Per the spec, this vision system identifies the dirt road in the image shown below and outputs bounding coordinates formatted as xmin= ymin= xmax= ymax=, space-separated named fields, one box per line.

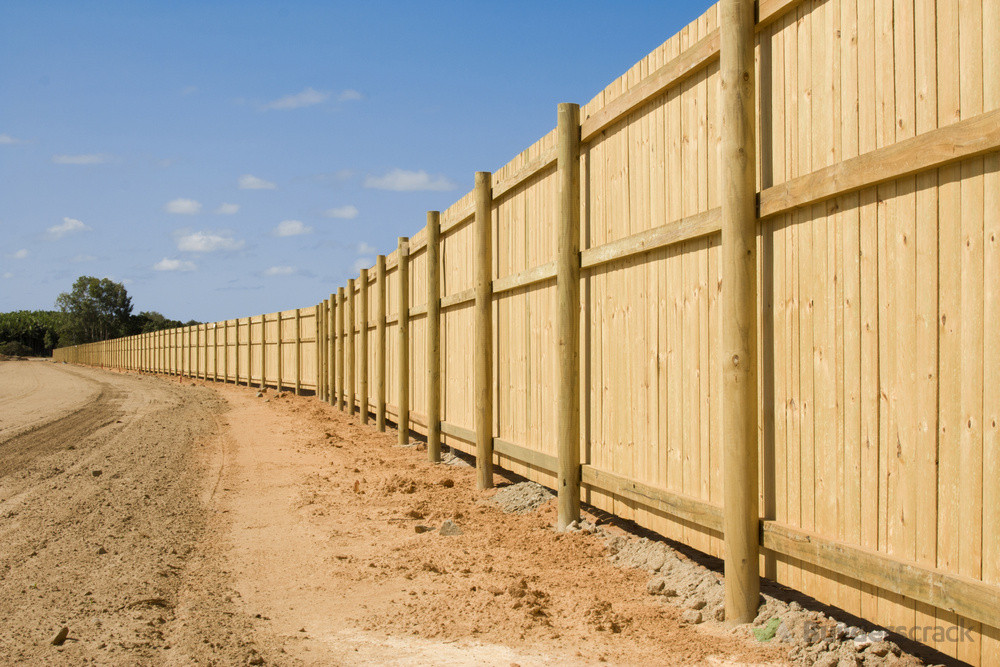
xmin=0 ymin=360 xmax=789 ymax=665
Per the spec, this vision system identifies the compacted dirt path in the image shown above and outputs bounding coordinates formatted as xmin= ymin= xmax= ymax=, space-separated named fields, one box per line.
xmin=0 ymin=360 xmax=789 ymax=665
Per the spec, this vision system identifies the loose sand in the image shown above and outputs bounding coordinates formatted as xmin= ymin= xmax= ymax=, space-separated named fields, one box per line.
xmin=0 ymin=360 xmax=923 ymax=665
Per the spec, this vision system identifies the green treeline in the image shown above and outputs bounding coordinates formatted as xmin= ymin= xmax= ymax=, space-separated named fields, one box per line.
xmin=1 ymin=276 xmax=199 ymax=357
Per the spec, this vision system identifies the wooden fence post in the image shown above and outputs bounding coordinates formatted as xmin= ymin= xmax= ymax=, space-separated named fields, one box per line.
xmin=359 ymin=268 xmax=369 ymax=424
xmin=337 ymin=287 xmax=345 ymax=410
xmin=474 ymin=171 xmax=494 ymax=489
xmin=376 ymin=255 xmax=387 ymax=431
xmin=397 ymin=237 xmax=410 ymax=445
xmin=315 ymin=304 xmax=322 ymax=396
xmin=721 ymin=0 xmax=759 ymax=625
xmin=236 ymin=318 xmax=242 ymax=384
xmin=214 ymin=322 xmax=220 ymax=381
xmin=200 ymin=324 xmax=206 ymax=379
xmin=294 ymin=308 xmax=302 ymax=395
xmin=322 ymin=302 xmax=329 ymax=400
xmin=244 ymin=318 xmax=251 ymax=385
xmin=259 ymin=315 xmax=267 ymax=388
xmin=556 ymin=102 xmax=582 ymax=529
xmin=224 ymin=320 xmax=230 ymax=382
xmin=347 ymin=279 xmax=356 ymax=415
xmin=276 ymin=313 xmax=284 ymax=392
xmin=427 ymin=211 xmax=442 ymax=462
xmin=326 ymin=293 xmax=337 ymax=405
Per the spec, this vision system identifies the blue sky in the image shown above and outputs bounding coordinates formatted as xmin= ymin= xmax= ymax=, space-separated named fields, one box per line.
xmin=1 ymin=1 xmax=707 ymax=322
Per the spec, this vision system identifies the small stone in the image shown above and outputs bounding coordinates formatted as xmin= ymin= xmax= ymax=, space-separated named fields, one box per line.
xmin=713 ymin=606 xmax=725 ymax=622
xmin=439 ymin=520 xmax=463 ymax=536
xmin=688 ymin=598 xmax=706 ymax=610
xmin=646 ymin=550 xmax=666 ymax=571
xmin=438 ymin=478 xmax=454 ymax=488
xmin=256 ymin=392 xmax=263 ymax=398
xmin=92 ymin=470 xmax=102 ymax=477
xmin=414 ymin=525 xmax=433 ymax=534
xmin=867 ymin=642 xmax=890 ymax=658
xmin=789 ymin=601 xmax=802 ymax=612
xmin=681 ymin=609 xmax=703 ymax=624
xmin=867 ymin=629 xmax=888 ymax=643
xmin=846 ymin=625 xmax=862 ymax=639
xmin=51 ymin=627 xmax=69 ymax=646
xmin=97 ymin=546 xmax=107 ymax=555
xmin=813 ymin=655 xmax=838 ymax=667
xmin=836 ymin=656 xmax=862 ymax=667
xmin=835 ymin=622 xmax=849 ymax=639
xmin=646 ymin=578 xmax=666 ymax=595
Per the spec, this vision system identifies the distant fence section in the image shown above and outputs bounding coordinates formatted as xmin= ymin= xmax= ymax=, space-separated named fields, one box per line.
xmin=55 ymin=0 xmax=1000 ymax=663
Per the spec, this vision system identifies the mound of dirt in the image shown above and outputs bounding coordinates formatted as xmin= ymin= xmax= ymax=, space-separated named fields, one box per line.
xmin=483 ymin=481 xmax=554 ymax=514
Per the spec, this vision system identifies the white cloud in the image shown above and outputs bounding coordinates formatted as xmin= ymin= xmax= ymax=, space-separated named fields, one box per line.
xmin=264 ymin=265 xmax=295 ymax=276
xmin=338 ymin=89 xmax=363 ymax=101
xmin=177 ymin=231 xmax=244 ymax=253
xmin=364 ymin=168 xmax=456 ymax=192
xmin=215 ymin=202 xmax=240 ymax=215
xmin=352 ymin=257 xmax=373 ymax=273
xmin=0 ymin=133 xmax=25 ymax=145
xmin=154 ymin=258 xmax=196 ymax=272
xmin=324 ymin=204 xmax=359 ymax=219
xmin=2 ymin=272 xmax=12 ymax=279
xmin=262 ymin=87 xmax=329 ymax=110
xmin=13 ymin=248 xmax=28 ymax=259
xmin=357 ymin=242 xmax=377 ymax=255
xmin=47 ymin=217 xmax=91 ymax=239
xmin=238 ymin=174 xmax=276 ymax=190
xmin=165 ymin=198 xmax=202 ymax=215
xmin=273 ymin=219 xmax=312 ymax=237
xmin=181 ymin=85 xmax=198 ymax=96
xmin=52 ymin=153 xmax=111 ymax=165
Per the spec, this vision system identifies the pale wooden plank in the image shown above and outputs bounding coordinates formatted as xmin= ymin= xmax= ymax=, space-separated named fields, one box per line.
xmin=810 ymin=0 xmax=839 ymax=611
xmin=761 ymin=520 xmax=1000 ymax=629
xmin=959 ymin=1 xmax=986 ymax=661
xmin=872 ymin=0 xmax=897 ymax=627
xmin=582 ymin=30 xmax=721 ymax=145
xmin=581 ymin=464 xmax=724 ymax=533
xmin=784 ymin=3 xmax=803 ymax=594
xmin=759 ymin=108 xmax=1000 ymax=219
xmin=982 ymin=0 xmax=1000 ymax=658
xmin=910 ymin=0 xmax=942 ymax=642
xmin=890 ymin=0 xmax=918 ymax=635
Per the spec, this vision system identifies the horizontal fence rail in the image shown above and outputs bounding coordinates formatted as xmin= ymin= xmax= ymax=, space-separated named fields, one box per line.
xmin=55 ymin=0 xmax=1000 ymax=662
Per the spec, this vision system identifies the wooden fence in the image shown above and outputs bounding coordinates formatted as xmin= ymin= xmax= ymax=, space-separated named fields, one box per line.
xmin=54 ymin=0 xmax=1000 ymax=662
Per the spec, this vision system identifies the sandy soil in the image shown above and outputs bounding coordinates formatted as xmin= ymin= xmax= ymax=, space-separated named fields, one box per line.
xmin=0 ymin=359 xmax=793 ymax=665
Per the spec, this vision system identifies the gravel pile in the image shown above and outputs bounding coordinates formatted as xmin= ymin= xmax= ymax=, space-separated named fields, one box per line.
xmin=483 ymin=481 xmax=554 ymax=514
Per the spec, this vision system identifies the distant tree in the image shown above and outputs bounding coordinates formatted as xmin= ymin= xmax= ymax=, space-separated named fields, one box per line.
xmin=55 ymin=276 xmax=133 ymax=345
xmin=0 ymin=310 xmax=65 ymax=355
xmin=130 ymin=310 xmax=190 ymax=333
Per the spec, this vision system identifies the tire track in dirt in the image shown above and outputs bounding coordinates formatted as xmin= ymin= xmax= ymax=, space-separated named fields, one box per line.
xmin=0 ymin=380 xmax=121 ymax=479
xmin=0 ymin=365 xmax=277 ymax=666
